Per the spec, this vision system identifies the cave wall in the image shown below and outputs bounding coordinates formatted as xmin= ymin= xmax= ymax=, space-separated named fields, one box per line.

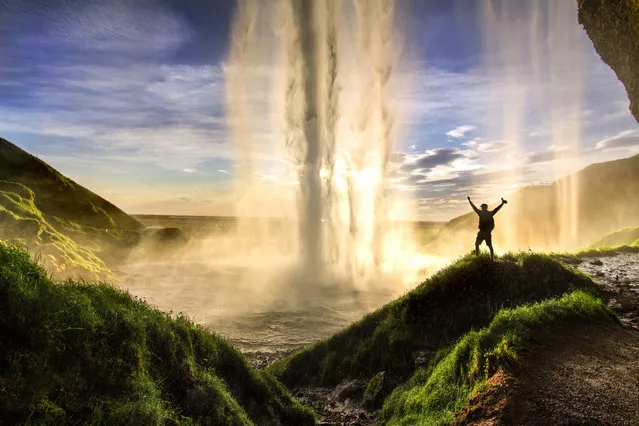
xmin=578 ymin=0 xmax=639 ymax=123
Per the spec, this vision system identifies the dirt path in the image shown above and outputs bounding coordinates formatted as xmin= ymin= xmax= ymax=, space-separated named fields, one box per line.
xmin=507 ymin=324 xmax=639 ymax=425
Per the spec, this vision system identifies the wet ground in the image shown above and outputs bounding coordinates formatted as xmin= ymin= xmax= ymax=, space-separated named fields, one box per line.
xmin=574 ymin=252 xmax=639 ymax=329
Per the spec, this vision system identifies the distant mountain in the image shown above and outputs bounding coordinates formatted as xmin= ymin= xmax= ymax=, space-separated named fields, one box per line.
xmin=0 ymin=137 xmax=142 ymax=277
xmin=427 ymin=154 xmax=639 ymax=254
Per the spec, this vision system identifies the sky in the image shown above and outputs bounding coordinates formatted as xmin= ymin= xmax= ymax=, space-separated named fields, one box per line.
xmin=1 ymin=0 xmax=638 ymax=221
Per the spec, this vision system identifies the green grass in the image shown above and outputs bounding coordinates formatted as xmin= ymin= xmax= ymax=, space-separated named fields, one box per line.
xmin=0 ymin=182 xmax=113 ymax=279
xmin=0 ymin=137 xmax=141 ymax=232
xmin=268 ymin=253 xmax=601 ymax=391
xmin=0 ymin=137 xmax=145 ymax=277
xmin=0 ymin=243 xmax=314 ymax=425
xmin=585 ymin=226 xmax=639 ymax=250
xmin=576 ymin=243 xmax=639 ymax=258
xmin=381 ymin=291 xmax=616 ymax=425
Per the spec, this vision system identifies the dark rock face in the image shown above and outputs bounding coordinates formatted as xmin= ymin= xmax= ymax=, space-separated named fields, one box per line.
xmin=141 ymin=227 xmax=188 ymax=246
xmin=578 ymin=0 xmax=639 ymax=123
xmin=143 ymin=227 xmax=187 ymax=242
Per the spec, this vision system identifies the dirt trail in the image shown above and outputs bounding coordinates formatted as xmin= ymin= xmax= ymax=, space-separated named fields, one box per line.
xmin=457 ymin=324 xmax=639 ymax=425
xmin=509 ymin=324 xmax=639 ymax=424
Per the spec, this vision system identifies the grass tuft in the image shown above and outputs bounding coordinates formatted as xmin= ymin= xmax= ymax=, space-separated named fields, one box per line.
xmin=0 ymin=243 xmax=314 ymax=425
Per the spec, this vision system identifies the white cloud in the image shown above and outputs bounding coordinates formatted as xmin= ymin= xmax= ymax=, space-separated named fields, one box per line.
xmin=477 ymin=140 xmax=515 ymax=153
xmin=446 ymin=125 xmax=477 ymax=139
xmin=594 ymin=130 xmax=639 ymax=151
xmin=31 ymin=0 xmax=190 ymax=54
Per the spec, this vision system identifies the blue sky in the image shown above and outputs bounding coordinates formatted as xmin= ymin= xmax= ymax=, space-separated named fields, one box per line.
xmin=1 ymin=0 xmax=638 ymax=220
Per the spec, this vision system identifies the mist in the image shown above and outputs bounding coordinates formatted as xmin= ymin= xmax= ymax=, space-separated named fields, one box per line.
xmin=115 ymin=0 xmax=635 ymax=351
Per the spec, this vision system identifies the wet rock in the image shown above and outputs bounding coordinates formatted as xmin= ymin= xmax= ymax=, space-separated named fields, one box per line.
xmin=589 ymin=259 xmax=603 ymax=266
xmin=143 ymin=227 xmax=187 ymax=243
xmin=332 ymin=379 xmax=367 ymax=401
xmin=295 ymin=386 xmax=378 ymax=425
xmin=363 ymin=371 xmax=387 ymax=410
xmin=576 ymin=253 xmax=639 ymax=329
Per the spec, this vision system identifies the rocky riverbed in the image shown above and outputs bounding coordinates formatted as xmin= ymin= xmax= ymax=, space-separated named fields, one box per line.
xmin=575 ymin=252 xmax=639 ymax=329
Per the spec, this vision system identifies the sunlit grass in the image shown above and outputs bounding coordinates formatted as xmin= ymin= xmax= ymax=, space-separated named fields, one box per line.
xmin=0 ymin=243 xmax=314 ymax=425
xmin=574 ymin=226 xmax=639 ymax=257
xmin=0 ymin=181 xmax=113 ymax=278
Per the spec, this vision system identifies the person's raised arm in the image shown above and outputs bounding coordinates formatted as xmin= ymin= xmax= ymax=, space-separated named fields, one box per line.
xmin=468 ymin=196 xmax=480 ymax=214
xmin=492 ymin=197 xmax=507 ymax=215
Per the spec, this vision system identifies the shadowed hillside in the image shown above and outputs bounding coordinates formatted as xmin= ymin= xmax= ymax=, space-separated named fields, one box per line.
xmin=0 ymin=137 xmax=143 ymax=277
xmin=428 ymin=154 xmax=639 ymax=254
xmin=0 ymin=243 xmax=314 ymax=425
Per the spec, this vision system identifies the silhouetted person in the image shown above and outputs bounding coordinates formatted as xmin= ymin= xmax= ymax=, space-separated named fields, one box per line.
xmin=467 ymin=196 xmax=507 ymax=261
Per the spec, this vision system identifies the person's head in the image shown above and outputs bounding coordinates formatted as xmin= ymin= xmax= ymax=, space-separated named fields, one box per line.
xmin=481 ymin=203 xmax=488 ymax=211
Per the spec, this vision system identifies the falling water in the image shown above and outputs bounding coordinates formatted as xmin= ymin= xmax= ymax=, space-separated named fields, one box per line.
xmin=226 ymin=0 xmax=427 ymax=287
xmin=479 ymin=0 xmax=587 ymax=251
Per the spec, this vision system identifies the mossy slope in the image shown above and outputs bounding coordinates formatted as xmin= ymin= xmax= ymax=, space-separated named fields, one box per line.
xmin=0 ymin=137 xmax=143 ymax=278
xmin=269 ymin=253 xmax=600 ymax=390
xmin=0 ymin=243 xmax=314 ymax=425
xmin=381 ymin=291 xmax=616 ymax=425
xmin=586 ymin=225 xmax=639 ymax=249
xmin=0 ymin=137 xmax=141 ymax=231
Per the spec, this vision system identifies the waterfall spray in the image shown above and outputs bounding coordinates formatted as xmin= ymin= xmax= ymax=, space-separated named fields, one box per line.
xmin=479 ymin=0 xmax=586 ymax=251
xmin=226 ymin=0 xmax=425 ymax=287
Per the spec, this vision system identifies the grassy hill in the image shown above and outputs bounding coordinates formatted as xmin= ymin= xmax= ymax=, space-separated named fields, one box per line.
xmin=268 ymin=252 xmax=608 ymax=419
xmin=0 ymin=242 xmax=314 ymax=425
xmin=0 ymin=137 xmax=143 ymax=278
xmin=586 ymin=225 xmax=639 ymax=249
xmin=427 ymin=154 xmax=639 ymax=254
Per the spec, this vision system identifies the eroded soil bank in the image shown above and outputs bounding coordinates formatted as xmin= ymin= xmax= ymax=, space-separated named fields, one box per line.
xmin=457 ymin=324 xmax=639 ymax=425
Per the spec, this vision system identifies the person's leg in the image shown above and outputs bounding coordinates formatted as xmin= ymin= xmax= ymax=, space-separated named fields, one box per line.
xmin=475 ymin=232 xmax=482 ymax=255
xmin=486 ymin=234 xmax=494 ymax=260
